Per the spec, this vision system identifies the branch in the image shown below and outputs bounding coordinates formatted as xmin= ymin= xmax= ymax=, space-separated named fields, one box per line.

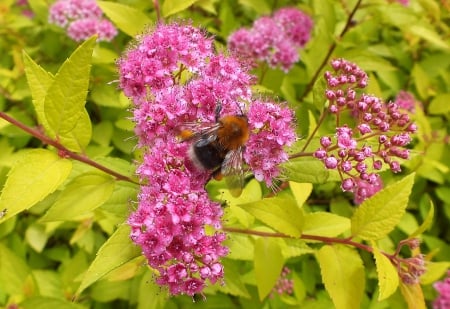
xmin=0 ymin=112 xmax=138 ymax=184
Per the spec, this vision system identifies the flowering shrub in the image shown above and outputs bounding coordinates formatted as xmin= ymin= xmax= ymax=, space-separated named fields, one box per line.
xmin=0 ymin=1 xmax=449 ymax=309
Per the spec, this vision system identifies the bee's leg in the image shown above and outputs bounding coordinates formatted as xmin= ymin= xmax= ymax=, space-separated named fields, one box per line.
xmin=215 ymin=101 xmax=222 ymax=122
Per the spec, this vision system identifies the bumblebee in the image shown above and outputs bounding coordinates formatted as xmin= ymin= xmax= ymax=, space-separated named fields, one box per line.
xmin=179 ymin=102 xmax=249 ymax=197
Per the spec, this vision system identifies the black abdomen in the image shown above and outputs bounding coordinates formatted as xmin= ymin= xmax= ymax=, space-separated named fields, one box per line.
xmin=193 ymin=141 xmax=225 ymax=170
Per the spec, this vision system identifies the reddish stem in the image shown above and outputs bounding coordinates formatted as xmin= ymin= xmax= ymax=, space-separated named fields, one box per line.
xmin=0 ymin=112 xmax=138 ymax=184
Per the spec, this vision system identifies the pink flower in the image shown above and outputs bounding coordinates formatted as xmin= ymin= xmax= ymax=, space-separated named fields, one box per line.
xmin=434 ymin=271 xmax=450 ymax=309
xmin=394 ymin=90 xmax=420 ymax=112
xmin=228 ymin=7 xmax=313 ymax=72
xmin=49 ymin=0 xmax=117 ymax=42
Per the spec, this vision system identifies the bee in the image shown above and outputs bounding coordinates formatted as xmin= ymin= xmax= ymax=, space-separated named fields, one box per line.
xmin=178 ymin=102 xmax=249 ymax=197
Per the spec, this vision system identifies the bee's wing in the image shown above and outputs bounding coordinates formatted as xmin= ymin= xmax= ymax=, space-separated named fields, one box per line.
xmin=178 ymin=122 xmax=220 ymax=141
xmin=221 ymin=147 xmax=245 ymax=197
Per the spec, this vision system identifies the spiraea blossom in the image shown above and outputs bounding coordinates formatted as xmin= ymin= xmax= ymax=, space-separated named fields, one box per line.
xmin=434 ymin=271 xmax=450 ymax=309
xmin=314 ymin=58 xmax=417 ymax=204
xmin=228 ymin=7 xmax=313 ymax=72
xmin=49 ymin=0 xmax=117 ymax=42
xmin=269 ymin=267 xmax=294 ymax=298
xmin=394 ymin=90 xmax=419 ymax=112
xmin=117 ymin=22 xmax=296 ymax=296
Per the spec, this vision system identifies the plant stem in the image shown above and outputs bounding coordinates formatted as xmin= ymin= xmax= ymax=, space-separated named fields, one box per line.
xmin=0 ymin=111 xmax=138 ymax=184
xmin=298 ymin=0 xmax=363 ymax=102
xmin=224 ymin=226 xmax=374 ymax=253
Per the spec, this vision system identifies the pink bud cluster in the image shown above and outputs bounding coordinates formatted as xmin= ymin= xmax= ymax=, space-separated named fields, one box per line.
xmin=117 ymin=23 xmax=296 ymax=295
xmin=48 ymin=0 xmax=117 ymax=42
xmin=228 ymin=7 xmax=313 ymax=72
xmin=16 ymin=0 xmax=33 ymax=18
xmin=434 ymin=271 xmax=450 ymax=309
xmin=269 ymin=267 xmax=294 ymax=298
xmin=315 ymin=58 xmax=417 ymax=204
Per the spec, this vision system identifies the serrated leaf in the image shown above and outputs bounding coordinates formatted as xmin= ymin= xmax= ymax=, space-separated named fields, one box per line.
xmin=224 ymin=234 xmax=254 ymax=260
xmin=254 ymin=237 xmax=283 ymax=300
xmin=57 ymin=109 xmax=92 ymax=153
xmin=98 ymin=1 xmax=151 ymax=36
xmin=317 ymin=245 xmax=365 ymax=309
xmin=44 ymin=36 xmax=95 ymax=138
xmin=22 ymin=51 xmax=53 ymax=131
xmin=420 ymin=261 xmax=450 ymax=285
xmin=398 ymin=281 xmax=426 ymax=309
xmin=303 ymin=212 xmax=350 ymax=237
xmin=372 ymin=246 xmax=398 ymax=301
xmin=41 ymin=173 xmax=115 ymax=221
xmin=238 ymin=195 xmax=303 ymax=237
xmin=351 ymin=173 xmax=415 ymax=240
xmin=0 ymin=243 xmax=31 ymax=295
xmin=162 ymin=0 xmax=199 ymax=17
xmin=409 ymin=201 xmax=434 ymax=239
xmin=280 ymin=239 xmax=314 ymax=259
xmin=0 ymin=149 xmax=72 ymax=220
xmin=76 ymin=224 xmax=142 ymax=295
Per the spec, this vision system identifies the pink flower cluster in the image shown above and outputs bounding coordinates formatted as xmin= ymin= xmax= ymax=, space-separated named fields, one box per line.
xmin=228 ymin=7 xmax=313 ymax=72
xmin=269 ymin=267 xmax=294 ymax=298
xmin=434 ymin=271 xmax=450 ymax=309
xmin=394 ymin=90 xmax=418 ymax=112
xmin=314 ymin=59 xmax=417 ymax=204
xmin=48 ymin=0 xmax=117 ymax=42
xmin=117 ymin=23 xmax=296 ymax=296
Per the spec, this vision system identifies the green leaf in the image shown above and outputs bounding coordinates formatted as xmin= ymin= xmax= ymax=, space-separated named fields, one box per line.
xmin=428 ymin=93 xmax=450 ymax=115
xmin=0 ymin=149 xmax=72 ymax=220
xmin=302 ymin=212 xmax=350 ymax=237
xmin=41 ymin=173 xmax=115 ymax=221
xmin=44 ymin=36 xmax=95 ymax=139
xmin=20 ymin=296 xmax=85 ymax=309
xmin=316 ymin=245 xmax=365 ymax=309
xmin=219 ymin=259 xmax=251 ymax=298
xmin=162 ymin=0 xmax=199 ymax=17
xmin=408 ymin=201 xmax=434 ymax=239
xmin=238 ymin=195 xmax=303 ymax=237
xmin=76 ymin=224 xmax=142 ymax=295
xmin=22 ymin=51 xmax=53 ymax=131
xmin=224 ymin=234 xmax=254 ymax=261
xmin=238 ymin=0 xmax=271 ymax=14
xmin=398 ymin=281 xmax=426 ymax=309
xmin=56 ymin=109 xmax=92 ymax=153
xmin=351 ymin=173 xmax=415 ymax=240
xmin=254 ymin=237 xmax=284 ymax=300
xmin=25 ymin=223 xmax=48 ymax=253
xmin=0 ymin=243 xmax=31 ymax=295
xmin=289 ymin=182 xmax=313 ymax=207
xmin=409 ymin=25 xmax=450 ymax=50
xmin=420 ymin=261 xmax=450 ymax=285
xmin=372 ymin=246 xmax=399 ymax=301
xmin=98 ymin=1 xmax=151 ymax=36
xmin=283 ymin=158 xmax=330 ymax=184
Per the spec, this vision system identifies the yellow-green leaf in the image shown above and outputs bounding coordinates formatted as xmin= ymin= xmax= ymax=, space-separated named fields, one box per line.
xmin=409 ymin=201 xmax=434 ymax=239
xmin=44 ymin=37 xmax=95 ymax=138
xmin=98 ymin=1 xmax=151 ymax=36
xmin=162 ymin=0 xmax=199 ymax=17
xmin=0 ymin=149 xmax=72 ymax=220
xmin=254 ymin=237 xmax=283 ymax=300
xmin=351 ymin=173 xmax=415 ymax=240
xmin=239 ymin=194 xmax=303 ymax=237
xmin=303 ymin=212 xmax=350 ymax=237
xmin=289 ymin=182 xmax=313 ymax=207
xmin=317 ymin=245 xmax=365 ymax=309
xmin=76 ymin=224 xmax=141 ymax=295
xmin=399 ymin=281 xmax=426 ymax=309
xmin=372 ymin=246 xmax=399 ymax=300
xmin=41 ymin=173 xmax=115 ymax=221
